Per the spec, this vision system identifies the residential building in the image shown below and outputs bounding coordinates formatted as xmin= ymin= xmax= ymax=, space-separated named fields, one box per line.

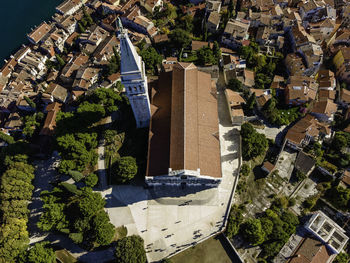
xmin=140 ymin=0 xmax=163 ymax=14
xmin=294 ymin=151 xmax=316 ymax=177
xmin=333 ymin=47 xmax=350 ymax=84
xmin=316 ymin=70 xmax=336 ymax=90
xmin=93 ymin=35 xmax=119 ymax=64
xmin=339 ymin=88 xmax=350 ymax=108
xmin=206 ymin=0 xmax=221 ymax=13
xmin=225 ymin=89 xmax=245 ymax=125
xmin=311 ymin=99 xmax=337 ymax=122
xmin=287 ymin=237 xmax=334 ymax=263
xmin=284 ymin=114 xmax=331 ymax=149
xmin=285 ymin=53 xmax=307 ymax=76
xmin=285 ymin=77 xmax=317 ymax=105
xmin=305 ymin=211 xmax=349 ymax=254
xmin=27 ymin=22 xmax=52 ymax=45
xmin=60 ymin=54 xmax=89 ymax=83
xmin=79 ymin=25 xmax=109 ymax=54
xmin=73 ymin=67 xmax=100 ymax=90
xmin=56 ymin=0 xmax=83 ymax=16
xmin=262 ymin=161 xmax=275 ymax=174
xmin=207 ymin=11 xmax=221 ymax=33
xmin=222 ymin=18 xmax=250 ymax=49
xmin=44 ymin=82 xmax=68 ymax=103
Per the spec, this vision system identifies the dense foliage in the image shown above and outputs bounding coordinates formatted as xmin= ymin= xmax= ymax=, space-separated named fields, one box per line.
xmin=114 ymin=156 xmax=138 ymax=183
xmin=169 ymin=28 xmax=191 ymax=51
xmin=226 ymin=205 xmax=244 ymax=239
xmin=38 ymin=186 xmax=115 ymax=248
xmin=0 ymin=156 xmax=34 ymax=263
xmin=23 ymin=241 xmax=55 ymax=263
xmin=139 ymin=46 xmax=163 ymax=74
xmin=262 ymin=98 xmax=300 ymax=126
xmin=114 ymin=235 xmax=147 ymax=263
xmin=55 ymin=88 xmax=124 ymax=174
xmin=241 ymin=123 xmax=268 ymax=160
xmin=227 ymin=78 xmax=243 ymax=92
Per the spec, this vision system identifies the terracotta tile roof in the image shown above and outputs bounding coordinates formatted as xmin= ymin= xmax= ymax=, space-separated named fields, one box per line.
xmin=285 ymin=114 xmax=330 ymax=145
xmin=318 ymin=90 xmax=335 ymax=101
xmin=311 ymin=99 xmax=337 ymax=117
xmin=256 ymin=94 xmax=271 ymax=108
xmin=341 ymin=170 xmax=350 ymax=187
xmin=244 ymin=69 xmax=255 ymax=87
xmin=341 ymin=89 xmax=350 ymax=104
xmin=153 ymin=34 xmax=169 ymax=43
xmin=147 ymin=63 xmax=221 ymax=179
xmin=191 ymin=40 xmax=213 ymax=51
xmin=288 ymin=237 xmax=332 ymax=263
xmin=40 ymin=102 xmax=61 ymax=136
xmin=225 ymin=89 xmax=245 ymax=106
xmin=147 ymin=72 xmax=172 ymax=176
xmin=27 ymin=22 xmax=52 ymax=44
xmin=262 ymin=161 xmax=274 ymax=172
xmin=250 ymin=88 xmax=267 ymax=97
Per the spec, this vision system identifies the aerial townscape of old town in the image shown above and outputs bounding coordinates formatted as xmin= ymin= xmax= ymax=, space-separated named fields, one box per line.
xmin=1 ymin=0 xmax=350 ymax=262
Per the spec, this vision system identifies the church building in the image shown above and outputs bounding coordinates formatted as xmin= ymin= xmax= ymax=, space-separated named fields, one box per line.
xmin=119 ymin=21 xmax=222 ymax=186
xmin=146 ymin=63 xmax=222 ymax=186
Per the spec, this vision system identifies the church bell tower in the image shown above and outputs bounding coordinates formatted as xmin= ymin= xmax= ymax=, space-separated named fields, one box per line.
xmin=118 ymin=18 xmax=151 ymax=128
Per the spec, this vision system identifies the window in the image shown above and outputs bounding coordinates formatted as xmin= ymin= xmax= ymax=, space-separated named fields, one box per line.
xmin=134 ymin=87 xmax=137 ymax=92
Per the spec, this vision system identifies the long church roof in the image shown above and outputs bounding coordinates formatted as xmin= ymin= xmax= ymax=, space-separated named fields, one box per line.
xmin=147 ymin=63 xmax=221 ymax=178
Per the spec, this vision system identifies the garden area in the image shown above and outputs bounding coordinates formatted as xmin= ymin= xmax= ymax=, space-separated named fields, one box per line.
xmin=170 ymin=235 xmax=235 ymax=263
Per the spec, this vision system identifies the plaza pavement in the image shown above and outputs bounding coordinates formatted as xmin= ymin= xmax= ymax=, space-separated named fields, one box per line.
xmin=100 ymin=87 xmax=241 ymax=262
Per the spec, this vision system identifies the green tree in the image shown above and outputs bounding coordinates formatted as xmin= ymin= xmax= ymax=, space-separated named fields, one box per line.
xmin=55 ymin=54 xmax=65 ymax=69
xmin=26 ymin=241 xmax=55 ymax=263
xmin=196 ymin=46 xmax=216 ymax=66
xmin=212 ymin=41 xmax=221 ymax=60
xmin=334 ymin=253 xmax=350 ymax=263
xmin=115 ymin=235 xmax=146 ymax=263
xmin=240 ymin=164 xmax=250 ymax=177
xmin=169 ymin=29 xmax=191 ymax=51
xmin=241 ymin=218 xmax=265 ymax=245
xmin=246 ymin=92 xmax=256 ymax=110
xmin=180 ymin=15 xmax=194 ymax=32
xmin=228 ymin=0 xmax=235 ymax=17
xmin=226 ymin=205 xmax=244 ymax=238
xmin=85 ymin=173 xmax=98 ymax=187
xmin=115 ymin=156 xmax=138 ymax=183
xmin=140 ymin=46 xmax=163 ymax=74
xmin=241 ymin=123 xmax=268 ymax=160
xmin=333 ymin=133 xmax=348 ymax=151
xmin=227 ymin=78 xmax=243 ymax=92
xmin=92 ymin=211 xmax=115 ymax=246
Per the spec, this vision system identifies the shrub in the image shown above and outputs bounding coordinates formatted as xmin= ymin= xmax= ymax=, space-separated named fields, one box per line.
xmin=85 ymin=173 xmax=98 ymax=187
xmin=68 ymin=170 xmax=84 ymax=182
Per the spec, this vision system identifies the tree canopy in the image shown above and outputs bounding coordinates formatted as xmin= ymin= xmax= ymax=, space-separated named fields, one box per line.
xmin=114 ymin=156 xmax=138 ymax=183
xmin=169 ymin=29 xmax=191 ymax=50
xmin=241 ymin=123 xmax=268 ymax=160
xmin=115 ymin=235 xmax=147 ymax=263
xmin=26 ymin=241 xmax=55 ymax=263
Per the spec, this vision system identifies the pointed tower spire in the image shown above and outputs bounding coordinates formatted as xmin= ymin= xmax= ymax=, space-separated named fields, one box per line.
xmin=118 ymin=19 xmax=151 ymax=128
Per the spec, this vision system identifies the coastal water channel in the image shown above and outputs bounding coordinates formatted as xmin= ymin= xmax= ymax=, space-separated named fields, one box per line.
xmin=0 ymin=0 xmax=63 ymax=67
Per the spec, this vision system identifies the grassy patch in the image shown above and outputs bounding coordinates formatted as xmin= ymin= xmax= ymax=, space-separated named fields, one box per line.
xmin=55 ymin=249 xmax=77 ymax=263
xmin=114 ymin=226 xmax=128 ymax=241
xmin=171 ymin=236 xmax=232 ymax=263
